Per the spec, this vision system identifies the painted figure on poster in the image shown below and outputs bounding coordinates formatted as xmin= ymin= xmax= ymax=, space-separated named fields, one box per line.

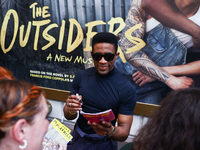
xmin=115 ymin=0 xmax=199 ymax=104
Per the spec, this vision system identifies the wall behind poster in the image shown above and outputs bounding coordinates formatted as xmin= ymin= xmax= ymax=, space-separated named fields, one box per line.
xmin=0 ymin=0 xmax=133 ymax=91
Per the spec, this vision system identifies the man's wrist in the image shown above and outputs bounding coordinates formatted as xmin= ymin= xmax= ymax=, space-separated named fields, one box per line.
xmin=107 ymin=126 xmax=116 ymax=137
xmin=68 ymin=110 xmax=77 ymax=115
xmin=165 ymin=75 xmax=177 ymax=90
xmin=191 ymin=24 xmax=200 ymax=39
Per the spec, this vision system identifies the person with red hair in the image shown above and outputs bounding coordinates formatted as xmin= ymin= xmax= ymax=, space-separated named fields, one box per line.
xmin=0 ymin=67 xmax=15 ymax=80
xmin=0 ymin=80 xmax=49 ymax=150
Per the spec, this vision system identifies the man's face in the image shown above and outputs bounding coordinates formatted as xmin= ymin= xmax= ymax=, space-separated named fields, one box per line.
xmin=92 ymin=42 xmax=119 ymax=75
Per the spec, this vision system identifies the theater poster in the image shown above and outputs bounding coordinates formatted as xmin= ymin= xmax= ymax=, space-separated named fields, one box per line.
xmin=0 ymin=0 xmax=134 ymax=91
xmin=0 ymin=0 xmax=199 ymax=105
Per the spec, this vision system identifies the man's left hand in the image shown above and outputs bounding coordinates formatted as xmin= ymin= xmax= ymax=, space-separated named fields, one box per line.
xmin=88 ymin=121 xmax=114 ymax=136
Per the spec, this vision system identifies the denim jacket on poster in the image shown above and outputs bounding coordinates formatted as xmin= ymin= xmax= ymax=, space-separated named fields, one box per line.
xmin=115 ymin=24 xmax=187 ymax=104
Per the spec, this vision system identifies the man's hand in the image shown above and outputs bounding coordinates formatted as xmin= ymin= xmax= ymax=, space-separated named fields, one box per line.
xmin=88 ymin=121 xmax=114 ymax=136
xmin=63 ymin=94 xmax=82 ymax=120
xmin=88 ymin=114 xmax=133 ymax=142
xmin=132 ymin=71 xmax=156 ymax=86
xmin=66 ymin=94 xmax=82 ymax=113
xmin=166 ymin=75 xmax=194 ymax=90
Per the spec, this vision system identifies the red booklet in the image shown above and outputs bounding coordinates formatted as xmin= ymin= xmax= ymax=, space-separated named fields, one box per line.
xmin=80 ymin=109 xmax=115 ymax=123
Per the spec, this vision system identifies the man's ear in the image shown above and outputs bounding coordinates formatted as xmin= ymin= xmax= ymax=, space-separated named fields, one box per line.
xmin=12 ymin=119 xmax=27 ymax=142
xmin=114 ymin=52 xmax=120 ymax=61
xmin=116 ymin=52 xmax=120 ymax=56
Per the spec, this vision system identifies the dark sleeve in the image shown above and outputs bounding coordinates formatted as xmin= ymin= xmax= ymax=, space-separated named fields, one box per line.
xmin=70 ymin=71 xmax=82 ymax=95
xmin=118 ymin=82 xmax=136 ymax=115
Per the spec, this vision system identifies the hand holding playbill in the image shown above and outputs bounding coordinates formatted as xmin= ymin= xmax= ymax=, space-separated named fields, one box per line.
xmin=80 ymin=109 xmax=115 ymax=123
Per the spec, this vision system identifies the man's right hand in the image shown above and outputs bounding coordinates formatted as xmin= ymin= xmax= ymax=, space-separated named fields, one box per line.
xmin=166 ymin=75 xmax=194 ymax=90
xmin=66 ymin=94 xmax=82 ymax=113
xmin=63 ymin=94 xmax=82 ymax=120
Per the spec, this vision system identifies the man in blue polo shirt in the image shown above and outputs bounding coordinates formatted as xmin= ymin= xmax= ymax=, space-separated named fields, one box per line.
xmin=63 ymin=32 xmax=136 ymax=150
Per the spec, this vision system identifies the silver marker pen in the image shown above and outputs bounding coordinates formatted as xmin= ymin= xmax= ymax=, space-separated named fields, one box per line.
xmin=76 ymin=93 xmax=82 ymax=103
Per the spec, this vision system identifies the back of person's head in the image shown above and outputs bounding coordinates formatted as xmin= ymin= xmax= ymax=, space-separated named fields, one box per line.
xmin=133 ymin=88 xmax=200 ymax=150
xmin=0 ymin=80 xmax=43 ymax=140
xmin=92 ymin=32 xmax=118 ymax=53
xmin=0 ymin=67 xmax=15 ymax=80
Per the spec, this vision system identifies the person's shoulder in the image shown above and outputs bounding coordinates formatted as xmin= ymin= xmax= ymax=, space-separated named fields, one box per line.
xmin=115 ymin=69 xmax=135 ymax=89
xmin=113 ymin=68 xmax=125 ymax=78
xmin=121 ymin=79 xmax=136 ymax=93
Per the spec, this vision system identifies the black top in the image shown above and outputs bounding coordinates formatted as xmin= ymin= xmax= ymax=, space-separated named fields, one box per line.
xmin=70 ymin=67 xmax=136 ymax=134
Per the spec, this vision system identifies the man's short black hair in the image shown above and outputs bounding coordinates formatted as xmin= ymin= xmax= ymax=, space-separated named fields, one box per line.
xmin=92 ymin=32 xmax=118 ymax=53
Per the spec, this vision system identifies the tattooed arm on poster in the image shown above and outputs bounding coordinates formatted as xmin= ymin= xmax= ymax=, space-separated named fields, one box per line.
xmin=133 ymin=60 xmax=200 ymax=86
xmin=120 ymin=0 xmax=194 ymax=90
xmin=141 ymin=0 xmax=200 ymax=48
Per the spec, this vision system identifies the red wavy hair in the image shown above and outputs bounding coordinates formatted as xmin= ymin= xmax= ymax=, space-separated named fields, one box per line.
xmin=0 ymin=67 xmax=15 ymax=80
xmin=0 ymin=80 xmax=43 ymax=139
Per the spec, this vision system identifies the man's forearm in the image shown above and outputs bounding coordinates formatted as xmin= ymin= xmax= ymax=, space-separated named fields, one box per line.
xmin=108 ymin=125 xmax=130 ymax=142
xmin=108 ymin=115 xmax=133 ymax=142
xmin=128 ymin=51 xmax=170 ymax=82
xmin=120 ymin=0 xmax=170 ymax=83
xmin=163 ymin=60 xmax=200 ymax=75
